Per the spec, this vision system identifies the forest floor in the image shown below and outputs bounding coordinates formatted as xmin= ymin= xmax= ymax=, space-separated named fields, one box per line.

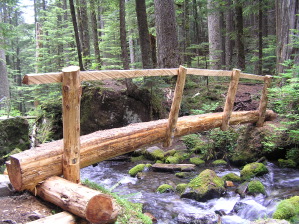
xmin=0 ymin=81 xmax=266 ymax=223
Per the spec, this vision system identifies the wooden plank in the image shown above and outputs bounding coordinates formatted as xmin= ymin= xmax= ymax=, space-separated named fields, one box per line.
xmin=6 ymin=110 xmax=276 ymax=191
xmin=34 ymin=176 xmax=118 ymax=224
xmin=152 ymin=163 xmax=196 ymax=172
xmin=23 ymin=68 xmax=179 ymax=85
xmin=256 ymin=75 xmax=272 ymax=127
xmin=221 ymin=69 xmax=240 ymax=131
xmin=62 ymin=66 xmax=81 ymax=183
xmin=26 ymin=212 xmax=76 ymax=224
xmin=164 ymin=65 xmax=187 ymax=147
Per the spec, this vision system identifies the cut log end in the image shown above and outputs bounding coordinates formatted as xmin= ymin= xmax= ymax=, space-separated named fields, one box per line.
xmin=6 ymin=159 xmax=22 ymax=191
xmin=86 ymin=195 xmax=118 ymax=224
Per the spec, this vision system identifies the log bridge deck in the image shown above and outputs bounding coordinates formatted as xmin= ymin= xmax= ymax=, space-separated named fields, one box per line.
xmin=6 ymin=66 xmax=275 ymax=223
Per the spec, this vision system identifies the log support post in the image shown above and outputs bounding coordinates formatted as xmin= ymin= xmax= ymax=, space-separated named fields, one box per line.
xmin=164 ymin=65 xmax=187 ymax=147
xmin=62 ymin=66 xmax=81 ymax=183
xmin=221 ymin=69 xmax=240 ymax=131
xmin=256 ymin=75 xmax=272 ymax=127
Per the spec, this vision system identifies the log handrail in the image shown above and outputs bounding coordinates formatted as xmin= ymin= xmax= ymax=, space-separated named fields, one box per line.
xmin=22 ymin=67 xmax=268 ymax=85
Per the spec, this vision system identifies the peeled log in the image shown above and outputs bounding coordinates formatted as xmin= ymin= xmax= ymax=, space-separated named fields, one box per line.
xmin=6 ymin=110 xmax=276 ymax=191
xmin=27 ymin=211 xmax=77 ymax=224
xmin=34 ymin=176 xmax=118 ymax=224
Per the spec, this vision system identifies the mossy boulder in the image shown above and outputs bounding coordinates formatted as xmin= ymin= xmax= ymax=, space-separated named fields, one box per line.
xmin=144 ymin=146 xmax=164 ymax=161
xmin=175 ymin=172 xmax=192 ymax=178
xmin=156 ymin=184 xmax=174 ymax=193
xmin=212 ymin=159 xmax=227 ymax=166
xmin=0 ymin=117 xmax=30 ymax=159
xmin=189 ymin=157 xmax=205 ymax=166
xmin=240 ymin=162 xmax=268 ymax=180
xmin=174 ymin=151 xmax=190 ymax=161
xmin=176 ymin=183 xmax=188 ymax=194
xmin=128 ymin=164 xmax=151 ymax=177
xmin=278 ymin=159 xmax=297 ymax=168
xmin=130 ymin=155 xmax=145 ymax=162
xmin=222 ymin=173 xmax=241 ymax=182
xmin=181 ymin=169 xmax=225 ymax=202
xmin=164 ymin=149 xmax=177 ymax=157
xmin=247 ymin=180 xmax=266 ymax=195
xmin=273 ymin=196 xmax=299 ymax=221
xmin=165 ymin=156 xmax=180 ymax=164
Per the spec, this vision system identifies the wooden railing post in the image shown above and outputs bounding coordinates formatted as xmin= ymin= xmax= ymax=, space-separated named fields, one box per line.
xmin=164 ymin=65 xmax=187 ymax=147
xmin=256 ymin=75 xmax=272 ymax=127
xmin=62 ymin=66 xmax=81 ymax=183
xmin=221 ymin=69 xmax=240 ymax=131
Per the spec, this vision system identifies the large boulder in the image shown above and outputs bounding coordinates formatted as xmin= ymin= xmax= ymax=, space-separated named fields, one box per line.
xmin=181 ymin=169 xmax=225 ymax=202
xmin=273 ymin=196 xmax=299 ymax=221
xmin=240 ymin=162 xmax=268 ymax=180
xmin=0 ymin=117 xmax=30 ymax=159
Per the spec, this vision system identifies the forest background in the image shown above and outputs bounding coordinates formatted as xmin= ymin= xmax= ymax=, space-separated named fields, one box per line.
xmin=0 ymin=0 xmax=298 ymax=147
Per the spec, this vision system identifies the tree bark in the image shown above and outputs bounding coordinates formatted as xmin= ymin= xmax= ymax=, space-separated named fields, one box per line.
xmin=35 ymin=176 xmax=118 ymax=223
xmin=225 ymin=0 xmax=234 ymax=70
xmin=135 ymin=0 xmax=153 ymax=69
xmin=69 ymin=0 xmax=84 ymax=70
xmin=207 ymin=0 xmax=222 ymax=69
xmin=154 ymin=0 xmax=180 ymax=68
xmin=235 ymin=0 xmax=245 ymax=70
xmin=90 ymin=0 xmax=101 ymax=69
xmin=119 ymin=0 xmax=130 ymax=70
xmin=276 ymin=0 xmax=299 ymax=75
xmin=7 ymin=110 xmax=276 ymax=191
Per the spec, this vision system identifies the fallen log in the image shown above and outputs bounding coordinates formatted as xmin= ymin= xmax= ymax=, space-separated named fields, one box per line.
xmin=27 ymin=211 xmax=77 ymax=224
xmin=152 ymin=163 xmax=196 ymax=172
xmin=6 ymin=110 xmax=276 ymax=191
xmin=33 ymin=176 xmax=118 ymax=224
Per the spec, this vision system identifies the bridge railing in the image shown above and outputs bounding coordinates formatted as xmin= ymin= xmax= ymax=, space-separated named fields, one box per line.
xmin=22 ymin=66 xmax=272 ymax=184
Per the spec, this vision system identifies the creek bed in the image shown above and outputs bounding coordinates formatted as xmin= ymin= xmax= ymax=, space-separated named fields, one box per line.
xmin=81 ymin=161 xmax=299 ymax=224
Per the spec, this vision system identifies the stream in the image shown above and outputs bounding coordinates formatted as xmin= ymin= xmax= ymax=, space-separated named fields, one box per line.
xmin=81 ymin=160 xmax=299 ymax=223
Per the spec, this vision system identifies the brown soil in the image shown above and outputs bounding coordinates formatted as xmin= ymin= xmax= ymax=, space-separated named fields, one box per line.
xmin=0 ymin=81 xmax=266 ymax=223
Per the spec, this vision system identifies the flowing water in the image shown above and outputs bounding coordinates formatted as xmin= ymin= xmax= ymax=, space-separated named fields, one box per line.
xmin=81 ymin=161 xmax=299 ymax=224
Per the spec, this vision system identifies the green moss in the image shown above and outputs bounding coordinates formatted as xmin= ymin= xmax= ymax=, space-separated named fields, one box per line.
xmin=240 ymin=162 xmax=269 ymax=180
xmin=130 ymin=155 xmax=145 ymax=162
xmin=175 ymin=172 xmax=190 ymax=178
xmin=273 ymin=196 xmax=299 ymax=221
xmin=145 ymin=147 xmax=165 ymax=161
xmin=174 ymin=151 xmax=191 ymax=160
xmin=155 ymin=160 xmax=164 ymax=164
xmin=165 ymin=156 xmax=180 ymax=164
xmin=247 ymin=180 xmax=266 ymax=195
xmin=156 ymin=184 xmax=174 ymax=193
xmin=164 ymin=149 xmax=177 ymax=157
xmin=186 ymin=169 xmax=225 ymax=200
xmin=222 ymin=173 xmax=241 ymax=182
xmin=278 ymin=159 xmax=297 ymax=168
xmin=212 ymin=159 xmax=227 ymax=166
xmin=189 ymin=157 xmax=205 ymax=166
xmin=182 ymin=134 xmax=201 ymax=149
xmin=128 ymin=164 xmax=146 ymax=177
xmin=176 ymin=183 xmax=188 ymax=194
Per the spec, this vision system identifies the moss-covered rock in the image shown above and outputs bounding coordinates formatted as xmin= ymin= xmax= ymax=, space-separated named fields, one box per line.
xmin=0 ymin=117 xmax=30 ymax=159
xmin=128 ymin=164 xmax=151 ymax=177
xmin=165 ymin=156 xmax=180 ymax=164
xmin=175 ymin=172 xmax=191 ymax=178
xmin=222 ymin=173 xmax=241 ymax=182
xmin=130 ymin=155 xmax=145 ymax=162
xmin=176 ymin=183 xmax=188 ymax=194
xmin=156 ymin=184 xmax=174 ymax=193
xmin=212 ymin=159 xmax=227 ymax=166
xmin=247 ymin=180 xmax=266 ymax=195
xmin=144 ymin=146 xmax=165 ymax=161
xmin=164 ymin=149 xmax=177 ymax=157
xmin=278 ymin=159 xmax=297 ymax=168
xmin=181 ymin=169 xmax=225 ymax=202
xmin=240 ymin=162 xmax=268 ymax=180
xmin=174 ymin=151 xmax=190 ymax=161
xmin=273 ymin=196 xmax=299 ymax=221
xmin=189 ymin=157 xmax=205 ymax=166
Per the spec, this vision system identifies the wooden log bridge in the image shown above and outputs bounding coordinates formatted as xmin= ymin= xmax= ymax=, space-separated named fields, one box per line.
xmin=6 ymin=66 xmax=274 ymax=223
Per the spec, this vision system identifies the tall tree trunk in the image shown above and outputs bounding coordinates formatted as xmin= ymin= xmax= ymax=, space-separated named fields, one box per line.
xmin=235 ymin=0 xmax=245 ymax=70
xmin=135 ymin=0 xmax=152 ymax=69
xmin=276 ymin=0 xmax=299 ymax=75
xmin=225 ymin=0 xmax=234 ymax=70
xmin=256 ymin=0 xmax=263 ymax=75
xmin=207 ymin=0 xmax=222 ymax=69
xmin=154 ymin=0 xmax=180 ymax=68
xmin=69 ymin=0 xmax=84 ymax=70
xmin=90 ymin=0 xmax=101 ymax=69
xmin=119 ymin=0 xmax=130 ymax=70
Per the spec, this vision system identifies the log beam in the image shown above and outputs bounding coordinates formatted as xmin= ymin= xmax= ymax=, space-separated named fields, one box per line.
xmin=256 ymin=75 xmax=272 ymax=127
xmin=26 ymin=211 xmax=77 ymax=224
xmin=33 ymin=176 xmax=118 ymax=224
xmin=164 ymin=65 xmax=187 ymax=147
xmin=62 ymin=66 xmax=81 ymax=183
xmin=6 ymin=110 xmax=276 ymax=191
xmin=221 ymin=69 xmax=240 ymax=131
